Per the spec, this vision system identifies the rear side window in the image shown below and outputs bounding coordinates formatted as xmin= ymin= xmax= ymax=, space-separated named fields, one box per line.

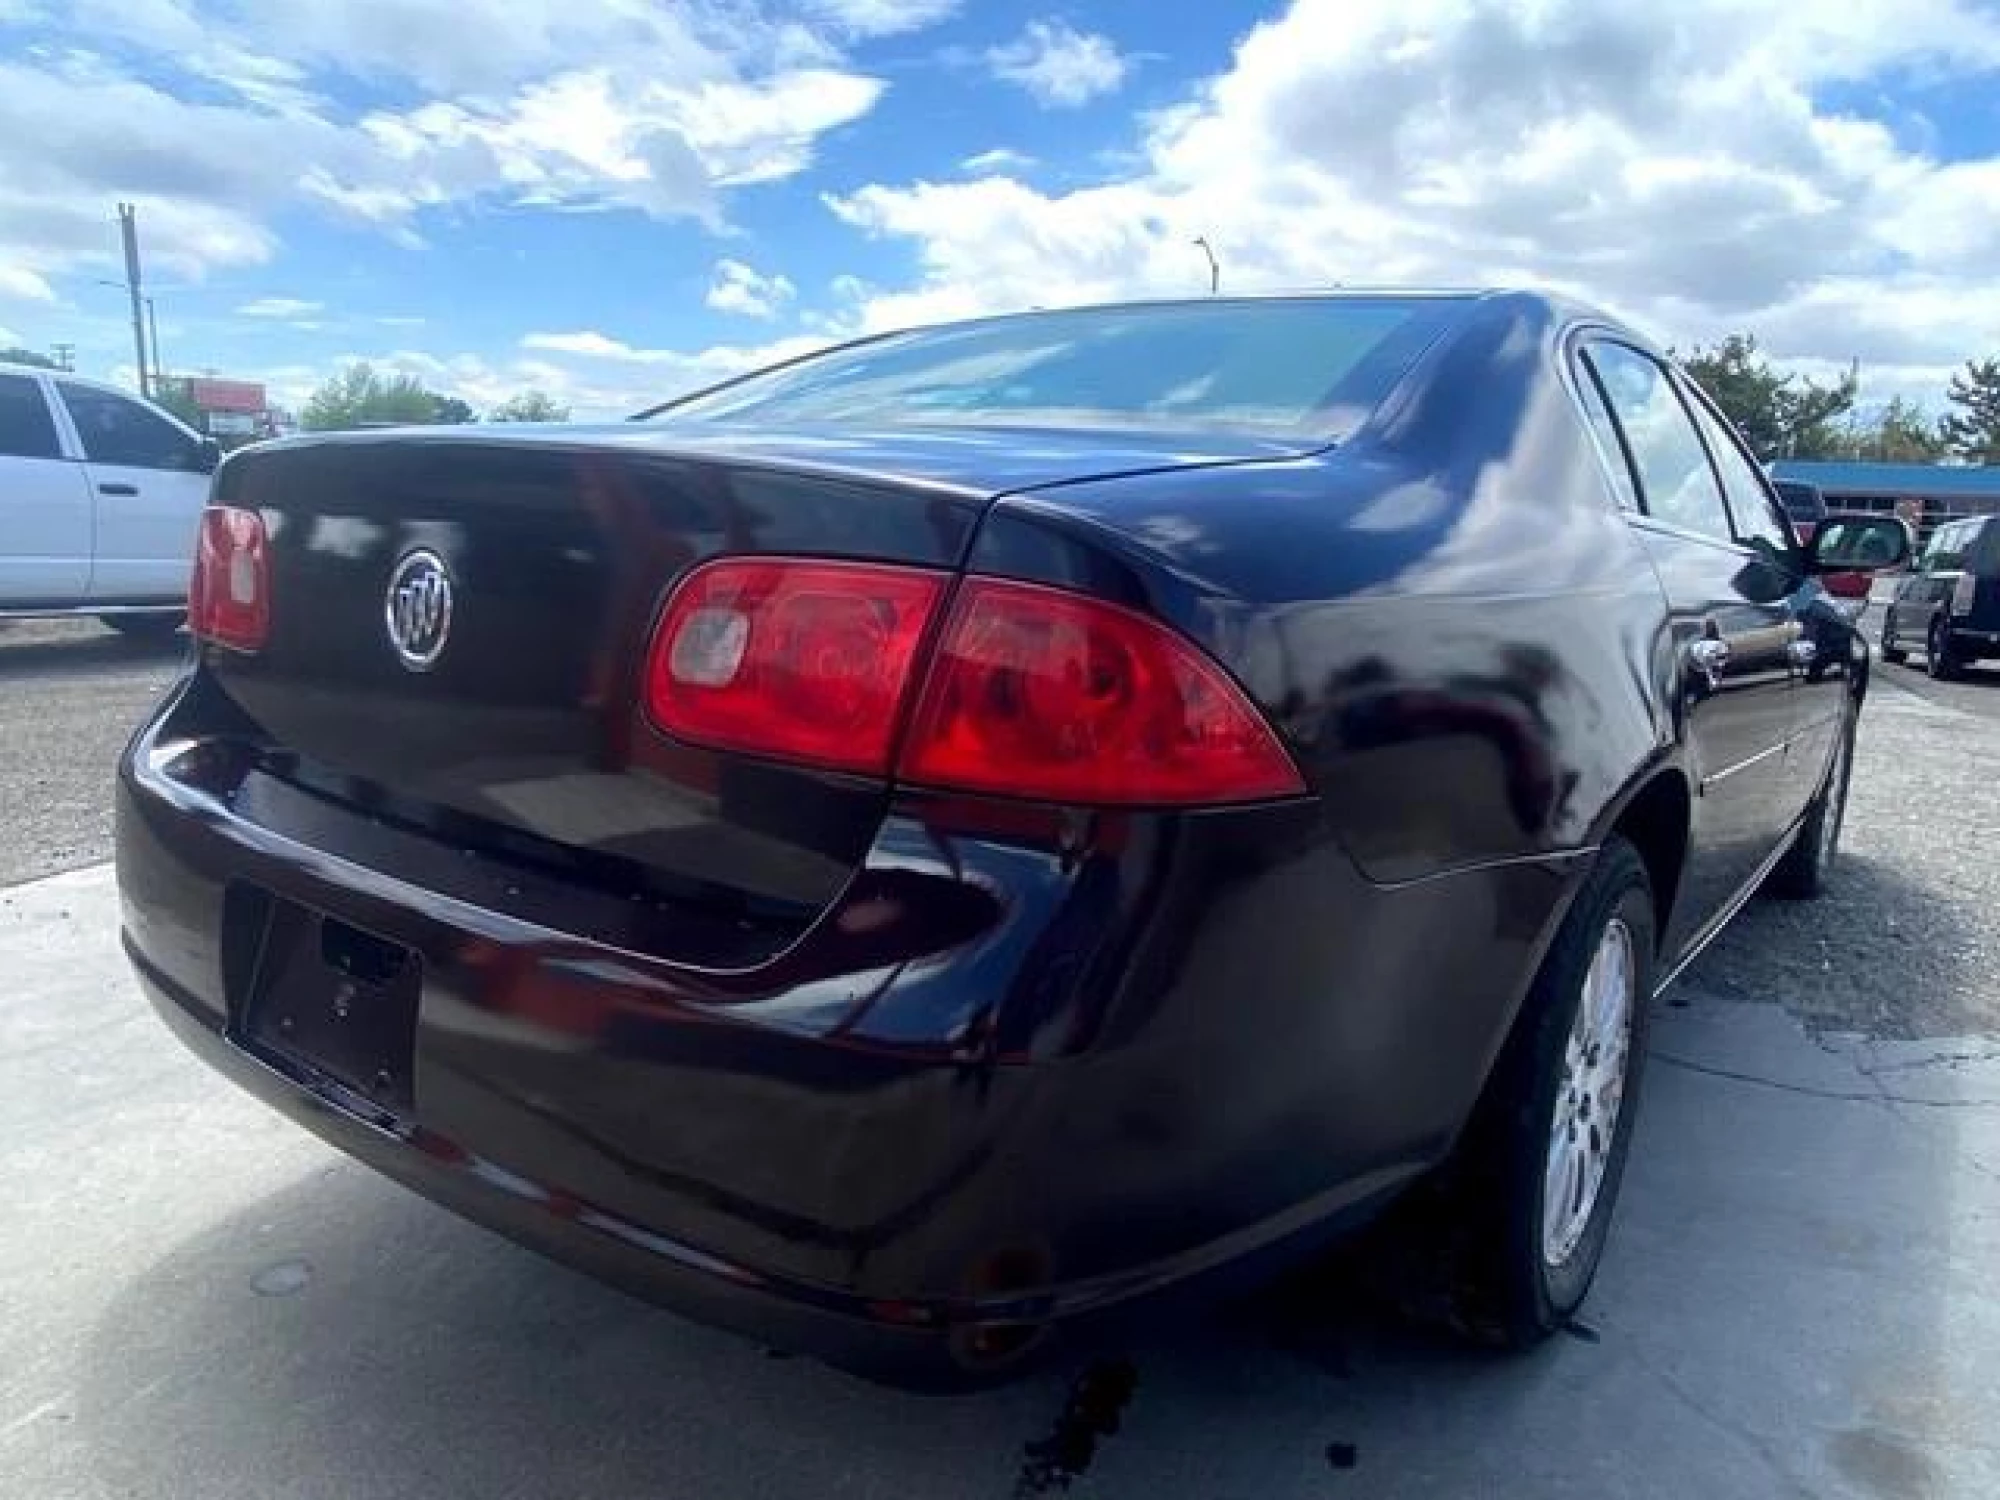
xmin=0 ymin=372 xmax=61 ymax=460
xmin=1582 ymin=343 xmax=1732 ymax=542
xmin=1571 ymin=366 xmax=1640 ymax=511
xmin=57 ymin=381 xmax=200 ymax=471
xmin=1970 ymin=519 xmax=2000 ymax=576
xmin=1682 ymin=388 xmax=1792 ymax=555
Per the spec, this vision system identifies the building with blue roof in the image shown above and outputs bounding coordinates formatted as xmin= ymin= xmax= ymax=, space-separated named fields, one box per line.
xmin=1771 ymin=460 xmax=2000 ymax=545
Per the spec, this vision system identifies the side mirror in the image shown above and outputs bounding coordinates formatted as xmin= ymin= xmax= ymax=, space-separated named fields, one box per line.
xmin=1808 ymin=513 xmax=1909 ymax=574
xmin=196 ymin=436 xmax=223 ymax=473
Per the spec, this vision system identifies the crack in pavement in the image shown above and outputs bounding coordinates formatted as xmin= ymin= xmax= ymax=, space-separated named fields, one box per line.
xmin=1650 ymin=1051 xmax=1999 ymax=1108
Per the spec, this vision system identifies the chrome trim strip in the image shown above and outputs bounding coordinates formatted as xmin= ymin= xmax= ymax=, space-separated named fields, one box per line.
xmin=1698 ymin=738 xmax=1786 ymax=791
xmin=1653 ymin=816 xmax=1804 ymax=994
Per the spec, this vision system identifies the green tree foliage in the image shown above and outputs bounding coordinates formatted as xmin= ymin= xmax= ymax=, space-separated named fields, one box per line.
xmin=0 ymin=345 xmax=59 ymax=369
xmin=1833 ymin=396 xmax=1948 ymax=462
xmin=1676 ymin=334 xmax=1857 ymax=461
xmin=1942 ymin=357 xmax=2000 ymax=464
xmin=300 ymin=363 xmax=476 ymax=430
xmin=487 ymin=390 xmax=571 ymax=422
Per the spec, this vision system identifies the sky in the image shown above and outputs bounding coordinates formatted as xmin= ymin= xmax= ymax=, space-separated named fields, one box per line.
xmin=2 ymin=0 xmax=1998 ymax=420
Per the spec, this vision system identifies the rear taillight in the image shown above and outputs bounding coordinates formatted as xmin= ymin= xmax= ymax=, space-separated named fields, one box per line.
xmin=643 ymin=558 xmax=949 ymax=776
xmin=1952 ymin=572 xmax=1976 ymax=615
xmin=642 ymin=560 xmax=1304 ymax=806
xmin=189 ymin=505 xmax=271 ymax=652
xmin=898 ymin=577 xmax=1304 ymax=806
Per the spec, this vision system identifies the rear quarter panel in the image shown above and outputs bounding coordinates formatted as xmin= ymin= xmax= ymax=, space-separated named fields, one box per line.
xmin=973 ymin=294 xmax=1673 ymax=887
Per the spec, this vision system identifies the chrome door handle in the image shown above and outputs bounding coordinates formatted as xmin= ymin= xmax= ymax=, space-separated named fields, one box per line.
xmin=1786 ymin=638 xmax=1818 ymax=668
xmin=1688 ymin=637 xmax=1731 ymax=675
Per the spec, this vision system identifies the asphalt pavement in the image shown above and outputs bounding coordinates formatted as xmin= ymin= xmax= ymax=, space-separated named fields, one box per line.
xmin=3 ymin=614 xmax=1999 ymax=1497
xmin=0 ymin=620 xmax=184 ymax=887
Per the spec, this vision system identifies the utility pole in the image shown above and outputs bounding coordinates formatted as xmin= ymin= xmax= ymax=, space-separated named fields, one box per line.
xmin=146 ymin=296 xmax=165 ymax=394
xmin=50 ymin=343 xmax=75 ymax=372
xmin=1193 ymin=236 xmax=1220 ymax=295
xmin=117 ymin=202 xmax=150 ymax=398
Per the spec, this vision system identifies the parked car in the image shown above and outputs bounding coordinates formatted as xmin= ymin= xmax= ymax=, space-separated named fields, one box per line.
xmin=0 ymin=362 xmax=218 ymax=634
xmin=1881 ymin=513 xmax=2000 ymax=678
xmin=116 ymin=293 xmax=1907 ymax=1386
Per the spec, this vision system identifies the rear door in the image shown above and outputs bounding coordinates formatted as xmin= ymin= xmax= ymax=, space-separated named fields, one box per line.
xmin=1678 ymin=383 xmax=1843 ymax=812
xmin=0 ymin=369 xmax=92 ymax=604
xmin=1578 ymin=339 xmax=1800 ymax=956
xmin=52 ymin=379 xmax=209 ymax=602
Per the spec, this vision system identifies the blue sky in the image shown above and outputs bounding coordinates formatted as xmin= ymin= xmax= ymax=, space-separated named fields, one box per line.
xmin=2 ymin=0 xmax=1998 ymax=418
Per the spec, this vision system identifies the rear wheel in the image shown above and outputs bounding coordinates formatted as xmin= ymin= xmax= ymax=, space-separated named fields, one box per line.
xmin=1431 ymin=837 xmax=1655 ymax=1347
xmin=1767 ymin=701 xmax=1853 ymax=900
xmin=1927 ymin=617 xmax=1961 ymax=681
xmin=101 ymin=612 xmax=185 ymax=640
xmin=1879 ymin=611 xmax=1907 ymax=665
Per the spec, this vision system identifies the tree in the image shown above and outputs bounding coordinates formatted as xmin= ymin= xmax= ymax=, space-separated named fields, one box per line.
xmin=0 ymin=345 xmax=58 ymax=369
xmin=300 ymin=362 xmax=474 ymax=430
xmin=488 ymin=390 xmax=571 ymax=422
xmin=1835 ymin=396 xmax=1948 ymax=463
xmin=1676 ymin=334 xmax=1857 ymax=461
xmin=1942 ymin=356 xmax=2000 ymax=464
xmin=152 ymin=380 xmax=205 ymax=429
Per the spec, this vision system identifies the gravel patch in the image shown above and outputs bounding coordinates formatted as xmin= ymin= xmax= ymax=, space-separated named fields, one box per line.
xmin=0 ymin=620 xmax=184 ymax=887
xmin=1688 ymin=667 xmax=2000 ymax=1039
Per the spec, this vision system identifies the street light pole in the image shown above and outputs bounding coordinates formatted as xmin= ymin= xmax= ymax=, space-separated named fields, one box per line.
xmin=1192 ymin=236 xmax=1220 ymax=295
xmin=117 ymin=203 xmax=150 ymax=398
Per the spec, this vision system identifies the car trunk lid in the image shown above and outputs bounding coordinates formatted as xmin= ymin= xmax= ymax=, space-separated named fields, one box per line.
xmin=199 ymin=425 xmax=1308 ymax=963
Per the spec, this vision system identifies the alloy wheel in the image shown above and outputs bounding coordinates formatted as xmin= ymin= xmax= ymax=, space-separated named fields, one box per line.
xmin=1542 ymin=918 xmax=1636 ymax=1268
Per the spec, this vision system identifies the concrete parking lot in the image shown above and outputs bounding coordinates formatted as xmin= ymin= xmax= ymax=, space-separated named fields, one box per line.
xmin=4 ymin=621 xmax=1999 ymax=1498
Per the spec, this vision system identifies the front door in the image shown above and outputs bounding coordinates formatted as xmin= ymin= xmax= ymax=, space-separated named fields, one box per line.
xmin=0 ymin=370 xmax=92 ymax=604
xmin=53 ymin=379 xmax=210 ymax=602
xmin=1578 ymin=341 xmax=1799 ymax=959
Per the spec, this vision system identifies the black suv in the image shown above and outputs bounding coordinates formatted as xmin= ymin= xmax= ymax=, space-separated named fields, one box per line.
xmin=1882 ymin=513 xmax=2000 ymax=679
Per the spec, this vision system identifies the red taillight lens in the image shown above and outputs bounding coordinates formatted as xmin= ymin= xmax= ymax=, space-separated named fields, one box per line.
xmin=189 ymin=505 xmax=271 ymax=652
xmin=897 ymin=577 xmax=1304 ymax=806
xmin=642 ymin=558 xmax=949 ymax=776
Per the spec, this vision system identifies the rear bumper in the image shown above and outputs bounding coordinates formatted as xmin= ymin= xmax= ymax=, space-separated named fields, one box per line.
xmin=117 ymin=679 xmax=1584 ymax=1382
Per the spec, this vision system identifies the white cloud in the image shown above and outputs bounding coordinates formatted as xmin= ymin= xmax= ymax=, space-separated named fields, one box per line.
xmin=835 ymin=0 xmax=2000 ymax=402
xmin=806 ymin=0 xmax=961 ymax=38
xmin=0 ymin=263 xmax=56 ymax=302
xmin=987 ymin=20 xmax=1129 ymax=108
xmin=0 ymin=0 xmax=890 ymax=289
xmin=706 ymin=258 xmax=797 ymax=319
xmin=237 ymin=297 xmax=322 ymax=318
xmin=960 ymin=147 xmax=1036 ymax=175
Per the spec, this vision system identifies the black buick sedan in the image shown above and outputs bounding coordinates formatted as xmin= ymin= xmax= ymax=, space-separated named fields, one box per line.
xmin=117 ymin=292 xmax=1906 ymax=1384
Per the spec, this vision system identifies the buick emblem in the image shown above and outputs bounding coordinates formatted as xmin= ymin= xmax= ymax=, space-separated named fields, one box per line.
xmin=384 ymin=549 xmax=453 ymax=671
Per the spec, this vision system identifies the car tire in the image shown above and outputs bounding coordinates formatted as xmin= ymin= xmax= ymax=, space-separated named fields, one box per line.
xmin=1927 ymin=617 xmax=1961 ymax=681
xmin=1879 ymin=611 xmax=1907 ymax=665
xmin=1429 ymin=836 xmax=1656 ymax=1349
xmin=1766 ymin=701 xmax=1854 ymax=901
xmin=101 ymin=612 xmax=185 ymax=640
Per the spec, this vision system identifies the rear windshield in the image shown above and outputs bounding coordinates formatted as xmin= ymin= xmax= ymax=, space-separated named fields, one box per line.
xmin=645 ymin=298 xmax=1461 ymax=439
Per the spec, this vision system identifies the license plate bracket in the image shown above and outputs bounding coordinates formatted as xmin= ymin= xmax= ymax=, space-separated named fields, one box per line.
xmin=236 ymin=893 xmax=421 ymax=1118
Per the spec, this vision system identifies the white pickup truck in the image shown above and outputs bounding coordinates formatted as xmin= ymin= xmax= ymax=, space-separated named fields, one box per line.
xmin=1 ymin=362 xmax=218 ymax=636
